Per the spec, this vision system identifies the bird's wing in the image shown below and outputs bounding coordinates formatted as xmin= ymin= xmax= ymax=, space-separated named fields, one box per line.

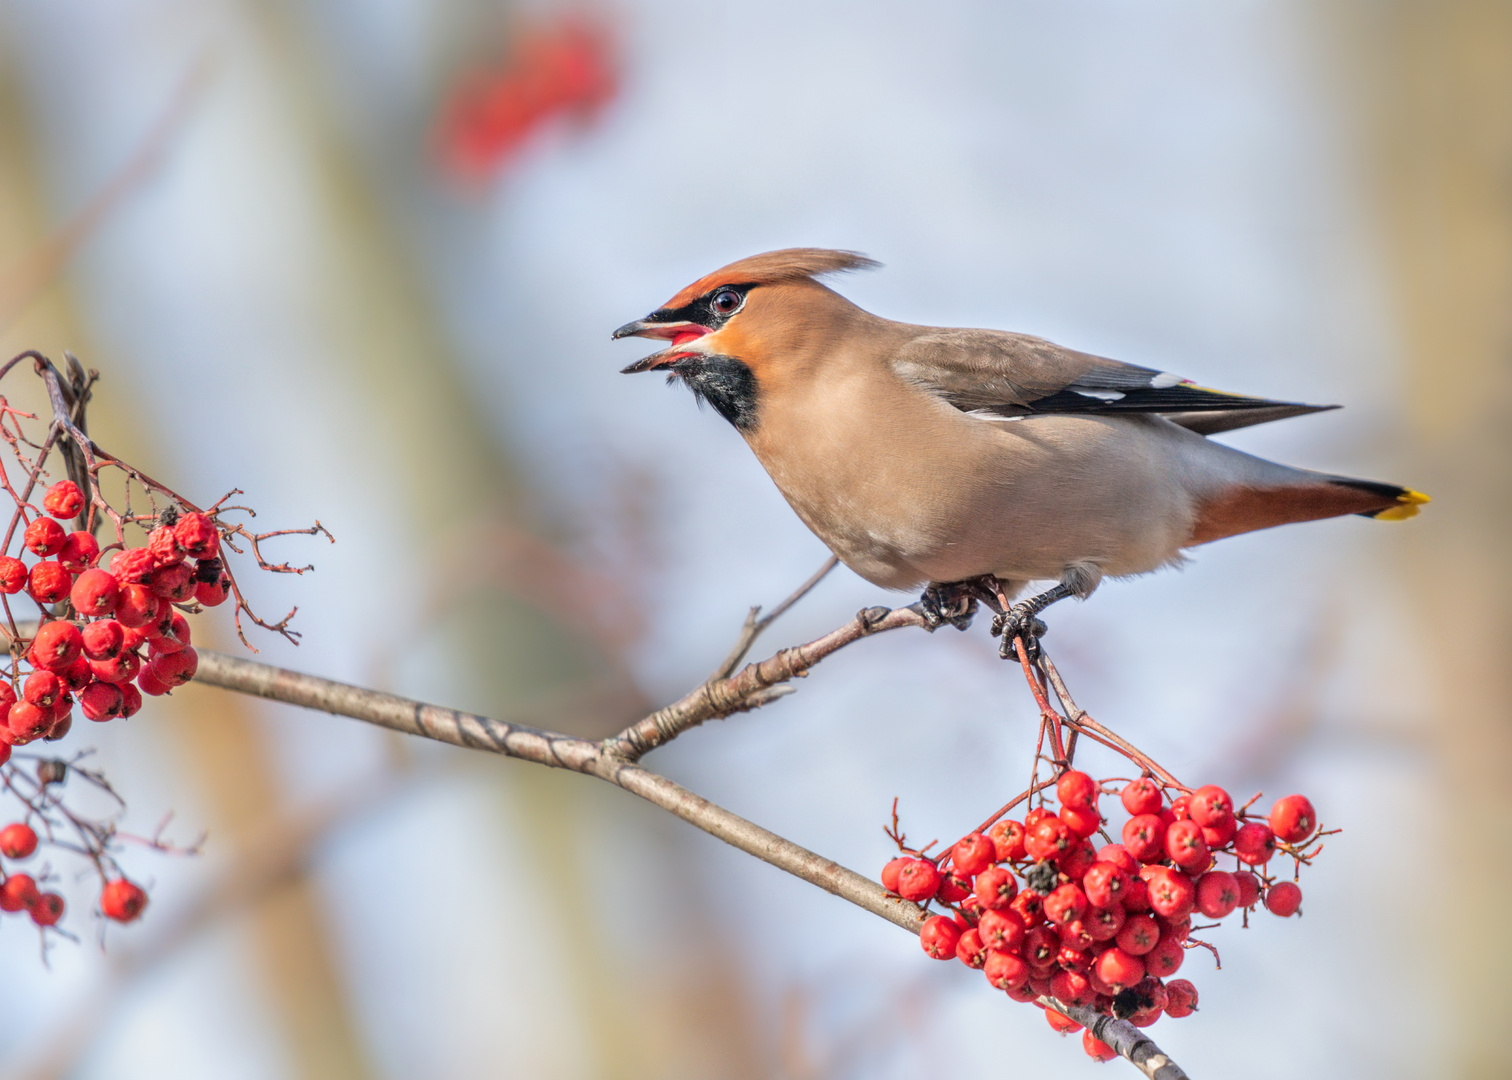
xmin=891 ymin=329 xmax=1336 ymax=429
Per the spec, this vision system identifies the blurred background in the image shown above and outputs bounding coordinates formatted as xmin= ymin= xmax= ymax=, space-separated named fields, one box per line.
xmin=0 ymin=1 xmax=1505 ymax=1077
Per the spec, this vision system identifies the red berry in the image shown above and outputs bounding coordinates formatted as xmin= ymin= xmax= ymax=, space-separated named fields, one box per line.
xmin=0 ymin=557 xmax=25 ymax=594
xmin=60 ymin=655 xmax=92 ymax=693
xmin=1234 ymin=821 xmax=1278 ymax=865
xmin=1164 ymin=819 xmax=1211 ymax=873
xmin=174 ymin=512 xmax=219 ymax=558
xmin=1058 ymin=838 xmax=1098 ymax=881
xmin=149 ymin=646 xmax=198 ymax=688
xmin=8 ymin=701 xmax=50 ymax=742
xmin=1121 ymin=814 xmax=1167 ymax=863
xmin=1233 ymin=871 xmax=1262 ymax=909
xmin=1095 ymin=843 xmax=1139 ymax=875
xmin=1144 ymin=934 xmax=1185 ymax=978
xmin=148 ymin=562 xmax=194 ymax=603
xmin=1050 ymin=966 xmax=1094 ymax=1005
xmin=42 ymin=481 xmax=84 ymax=519
xmin=1083 ymin=862 xmax=1129 ymax=910
xmin=1269 ymin=795 xmax=1317 ymax=844
xmin=101 ymin=878 xmax=148 ymax=923
xmin=894 ymin=858 xmax=941 ymax=903
xmin=24 ymin=517 xmax=65 ymax=557
xmin=987 ymin=821 xmax=1027 ymax=865
xmin=1188 ymin=784 xmax=1233 ymax=827
xmin=81 ymin=620 xmax=125 ymax=661
xmin=1164 ymin=978 xmax=1199 ymax=1018
xmin=114 ymin=584 xmax=160 ymax=628
xmin=1121 ymin=778 xmax=1163 ymax=816
xmin=1010 ymin=889 xmax=1044 ymax=929
xmin=147 ymin=610 xmax=191 ymax=652
xmin=118 ymin=681 xmax=143 ymax=718
xmin=46 ymin=700 xmax=72 ymax=741
xmin=195 ymin=575 xmax=230 ymax=606
xmin=110 ymin=547 xmax=156 ymax=586
xmin=1057 ymin=918 xmax=1096 ymax=952
xmin=81 ymin=681 xmax=125 ymax=722
xmin=147 ymin=525 xmax=185 ymax=567
xmin=1120 ymin=876 xmax=1151 ymax=913
xmin=1056 ymin=769 xmax=1098 ymax=810
xmin=1043 ymin=883 xmax=1088 ymax=926
xmin=974 ymin=864 xmax=1018 ymax=909
xmin=1024 ymin=925 xmax=1060 ymax=967
xmin=956 ymin=928 xmax=990 ymax=968
xmin=1142 ymin=866 xmax=1196 ymax=920
xmin=881 ymin=857 xmax=908 ymax=893
xmin=1025 ymin=815 xmax=1074 ymax=862
xmin=1044 ymin=1007 xmax=1083 ymax=1035
xmin=89 ymin=649 xmax=141 ymax=685
xmin=985 ymin=949 xmax=1030 ymax=991
xmin=24 ymin=669 xmax=63 ymax=709
xmin=934 ymin=869 xmax=971 ymax=904
xmin=1023 ymin=806 xmax=1052 ymax=829
xmin=59 ymin=531 xmax=99 ymax=574
xmin=952 ymin=832 xmax=997 ymax=878
xmin=31 ymin=621 xmax=82 ymax=670
xmin=69 ymin=568 xmax=118 ymax=617
xmin=1116 ymin=913 xmax=1160 ymax=956
xmin=1094 ymin=946 xmax=1145 ymax=992
xmin=0 ymin=873 xmax=39 ymax=911
xmin=1084 ymin=903 xmax=1125 ymax=943
xmin=27 ymin=561 xmax=71 ymax=605
xmin=30 ymin=891 xmax=64 ymax=926
xmin=1196 ymin=870 xmax=1239 ymax=918
xmin=1266 ymin=880 xmax=1303 ymax=917
xmin=1200 ymin=814 xmax=1237 ymax=849
xmin=919 ymin=914 xmax=962 ymax=959
xmin=136 ymin=664 xmax=172 ymax=696
xmin=1059 ymin=804 xmax=1102 ymax=839
xmin=1083 ymin=1029 xmax=1118 ymax=1062
xmin=978 ymin=907 xmax=1026 ymax=953
xmin=0 ymin=823 xmax=37 ymax=859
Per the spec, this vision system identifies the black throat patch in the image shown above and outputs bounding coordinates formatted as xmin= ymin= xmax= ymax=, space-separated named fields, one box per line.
xmin=666 ymin=354 xmax=759 ymax=433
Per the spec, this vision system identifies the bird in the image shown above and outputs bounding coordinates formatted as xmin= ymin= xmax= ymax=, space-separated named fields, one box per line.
xmin=613 ymin=248 xmax=1428 ymax=652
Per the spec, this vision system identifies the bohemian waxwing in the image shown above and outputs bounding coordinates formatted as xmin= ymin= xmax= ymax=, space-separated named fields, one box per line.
xmin=614 ymin=248 xmax=1428 ymax=648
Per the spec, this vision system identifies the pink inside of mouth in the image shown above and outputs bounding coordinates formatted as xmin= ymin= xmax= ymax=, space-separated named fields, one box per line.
xmin=671 ymin=329 xmax=706 ymax=349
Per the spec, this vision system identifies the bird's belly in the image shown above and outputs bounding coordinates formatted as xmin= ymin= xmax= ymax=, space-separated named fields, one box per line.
xmin=753 ymin=413 xmax=1198 ymax=591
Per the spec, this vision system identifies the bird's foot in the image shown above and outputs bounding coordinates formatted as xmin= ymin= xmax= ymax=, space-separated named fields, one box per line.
xmin=990 ymin=582 xmax=1075 ymax=660
xmin=916 ymin=580 xmax=985 ymax=631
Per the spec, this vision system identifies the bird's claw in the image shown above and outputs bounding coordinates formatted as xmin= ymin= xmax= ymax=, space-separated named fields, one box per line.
xmin=992 ymin=607 xmax=1048 ymax=660
xmin=917 ymin=583 xmax=978 ymax=632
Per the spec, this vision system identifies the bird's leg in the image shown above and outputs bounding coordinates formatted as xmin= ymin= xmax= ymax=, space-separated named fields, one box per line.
xmin=992 ymin=582 xmax=1075 ymax=660
xmin=915 ymin=575 xmax=1003 ymax=631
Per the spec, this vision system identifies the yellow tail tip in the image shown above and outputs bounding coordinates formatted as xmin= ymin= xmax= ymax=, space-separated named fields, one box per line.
xmin=1374 ymin=489 xmax=1431 ymax=521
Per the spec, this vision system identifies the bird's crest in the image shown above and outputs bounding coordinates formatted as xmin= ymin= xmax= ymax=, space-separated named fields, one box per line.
xmin=664 ymin=248 xmax=879 ymax=309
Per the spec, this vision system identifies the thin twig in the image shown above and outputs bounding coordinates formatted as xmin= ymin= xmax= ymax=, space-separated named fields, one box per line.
xmin=710 ymin=555 xmax=840 ymax=680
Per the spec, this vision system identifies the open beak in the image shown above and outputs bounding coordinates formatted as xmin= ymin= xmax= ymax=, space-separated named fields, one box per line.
xmin=613 ymin=314 xmax=710 ymax=373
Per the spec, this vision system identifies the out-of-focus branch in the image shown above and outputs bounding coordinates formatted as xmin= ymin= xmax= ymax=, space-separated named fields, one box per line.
xmin=1042 ymin=997 xmax=1189 ymax=1080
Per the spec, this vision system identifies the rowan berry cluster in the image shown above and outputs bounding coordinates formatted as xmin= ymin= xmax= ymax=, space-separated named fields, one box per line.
xmin=0 ymin=350 xmax=327 ymax=951
xmin=884 ymin=772 xmax=1328 ymax=1062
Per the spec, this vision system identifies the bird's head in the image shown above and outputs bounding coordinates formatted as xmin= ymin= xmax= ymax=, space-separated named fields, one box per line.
xmin=614 ymin=247 xmax=878 ymax=432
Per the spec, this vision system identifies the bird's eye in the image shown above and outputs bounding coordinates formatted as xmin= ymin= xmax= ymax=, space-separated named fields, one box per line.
xmin=710 ymin=288 xmax=743 ymax=315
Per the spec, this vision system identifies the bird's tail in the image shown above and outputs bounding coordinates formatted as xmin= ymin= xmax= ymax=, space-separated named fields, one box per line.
xmin=1328 ymin=477 xmax=1432 ymax=520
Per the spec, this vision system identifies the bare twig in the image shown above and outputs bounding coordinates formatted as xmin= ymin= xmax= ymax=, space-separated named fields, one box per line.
xmin=710 ymin=554 xmax=840 ymax=680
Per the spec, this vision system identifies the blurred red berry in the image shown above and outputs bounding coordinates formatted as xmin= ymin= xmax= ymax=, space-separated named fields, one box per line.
xmin=81 ymin=620 xmax=125 ymax=661
xmin=1083 ymin=863 xmax=1128 ymax=910
xmin=148 ymin=646 xmax=197 ymax=689
xmin=136 ymin=664 xmax=171 ymax=696
xmin=986 ymin=949 xmax=1030 ymax=991
xmin=0 ymin=556 xmax=24 ymax=594
xmin=1058 ymin=839 xmax=1098 ymax=881
xmin=147 ymin=610 xmax=191 ymax=652
xmin=919 ymin=914 xmax=962 ymax=959
xmin=1083 ymin=1029 xmax=1117 ymax=1061
xmin=195 ymin=575 xmax=230 ymax=606
xmin=28 ymin=561 xmax=70 ymax=605
xmin=1121 ymin=814 xmax=1166 ymax=863
xmin=59 ymin=531 xmax=99 ymax=574
xmin=1059 ymin=804 xmax=1102 ymax=840
xmin=1085 ymin=903 xmax=1125 ymax=943
xmin=1056 ymin=769 xmax=1098 ymax=810
xmin=148 ymin=562 xmax=194 ymax=603
xmin=24 ymin=669 xmax=63 ymax=708
xmin=1116 ymin=913 xmax=1160 ymax=956
xmin=173 ymin=512 xmax=220 ymax=558
xmin=8 ymin=701 xmax=48 ymax=742
xmin=42 ymin=481 xmax=84 ymax=519
xmin=1043 ymin=883 xmax=1088 ymax=926
xmin=1233 ymin=821 xmax=1278 ymax=865
xmin=1143 ymin=866 xmax=1196 ymax=920
xmin=1195 ymin=870 xmax=1240 ymax=919
xmin=70 ymin=568 xmax=118 ymax=617
xmin=1269 ymin=795 xmax=1317 ymax=844
xmin=978 ymin=907 xmax=1025 ymax=953
xmin=115 ymin=584 xmax=160 ymax=628
xmin=935 ymin=869 xmax=971 ymax=904
xmin=1024 ymin=926 xmax=1059 ymax=967
xmin=1233 ymin=871 xmax=1262 ymax=909
xmin=24 ymin=517 xmax=65 ymax=556
xmin=1266 ymin=881 xmax=1303 ymax=917
xmin=1200 ymin=814 xmax=1237 ymax=848
xmin=1120 ymin=778 xmax=1163 ymax=816
xmin=1120 ymin=875 xmax=1151 ymax=913
xmin=988 ymin=819 xmax=1027 ymax=862
xmin=1025 ymin=815 xmax=1073 ymax=862
xmin=0 ymin=823 xmax=37 ymax=859
xmin=1164 ymin=819 xmax=1210 ymax=873
xmin=30 ymin=891 xmax=63 ymax=926
xmin=147 ymin=525 xmax=184 ymax=566
xmin=1044 ymin=1008 xmax=1083 ymax=1035
xmin=118 ymin=681 xmax=143 ymax=718
xmin=952 ymin=832 xmax=997 ymax=878
xmin=101 ymin=878 xmax=148 ymax=923
xmin=881 ymin=856 xmax=909 ymax=893
xmin=1144 ymin=934 xmax=1185 ymax=978
xmin=1094 ymin=946 xmax=1144 ymax=992
xmin=1095 ymin=843 xmax=1138 ymax=875
xmin=974 ymin=864 xmax=1018 ymax=909
xmin=110 ymin=547 xmax=156 ymax=586
xmin=895 ymin=858 xmax=941 ymax=902
xmin=1050 ymin=967 xmax=1094 ymax=1006
xmin=0 ymin=873 xmax=39 ymax=911
xmin=956 ymin=927 xmax=990 ymax=968
xmin=1188 ymin=784 xmax=1233 ymax=827
xmin=81 ymin=681 xmax=125 ymax=722
xmin=31 ymin=621 xmax=82 ymax=670
xmin=1010 ymin=888 xmax=1044 ymax=929
xmin=89 ymin=649 xmax=141 ymax=685
xmin=1164 ymin=978 xmax=1199 ymax=1018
